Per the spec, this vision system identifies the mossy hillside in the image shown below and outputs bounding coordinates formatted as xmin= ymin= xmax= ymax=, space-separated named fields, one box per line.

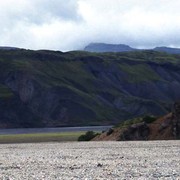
xmin=0 ymin=84 xmax=13 ymax=98
xmin=33 ymin=60 xmax=95 ymax=89
xmin=26 ymin=60 xmax=117 ymax=122
xmin=115 ymin=115 xmax=157 ymax=128
xmin=0 ymin=49 xmax=180 ymax=127
xmin=6 ymin=58 xmax=96 ymax=92
xmin=118 ymin=63 xmax=162 ymax=83
xmin=0 ymin=55 xmax=123 ymax=123
xmin=1 ymin=50 xmax=177 ymax=98
xmin=81 ymin=50 xmax=180 ymax=64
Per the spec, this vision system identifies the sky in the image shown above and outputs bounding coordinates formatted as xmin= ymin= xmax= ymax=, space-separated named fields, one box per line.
xmin=0 ymin=0 xmax=180 ymax=51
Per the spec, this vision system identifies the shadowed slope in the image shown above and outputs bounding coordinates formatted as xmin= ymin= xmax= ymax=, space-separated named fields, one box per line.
xmin=0 ymin=49 xmax=180 ymax=128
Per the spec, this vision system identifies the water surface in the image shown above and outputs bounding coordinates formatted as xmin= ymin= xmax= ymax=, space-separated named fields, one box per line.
xmin=0 ymin=126 xmax=112 ymax=135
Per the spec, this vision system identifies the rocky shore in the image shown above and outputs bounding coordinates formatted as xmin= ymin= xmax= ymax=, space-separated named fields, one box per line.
xmin=0 ymin=141 xmax=179 ymax=179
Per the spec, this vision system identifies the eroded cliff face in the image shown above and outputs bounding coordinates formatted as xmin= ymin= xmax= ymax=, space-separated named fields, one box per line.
xmin=3 ymin=71 xmax=96 ymax=127
xmin=5 ymin=71 xmax=36 ymax=103
xmin=0 ymin=49 xmax=180 ymax=128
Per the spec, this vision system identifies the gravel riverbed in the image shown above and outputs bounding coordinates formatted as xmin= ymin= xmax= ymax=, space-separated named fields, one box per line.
xmin=0 ymin=141 xmax=179 ymax=179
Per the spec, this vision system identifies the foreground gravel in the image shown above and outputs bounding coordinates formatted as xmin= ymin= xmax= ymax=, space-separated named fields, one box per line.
xmin=0 ymin=141 xmax=179 ymax=179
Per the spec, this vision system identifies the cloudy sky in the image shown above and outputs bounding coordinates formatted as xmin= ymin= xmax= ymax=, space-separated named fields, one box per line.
xmin=0 ymin=0 xmax=180 ymax=51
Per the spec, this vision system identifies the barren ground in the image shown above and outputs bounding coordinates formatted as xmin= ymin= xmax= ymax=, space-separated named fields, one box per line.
xmin=0 ymin=141 xmax=179 ymax=179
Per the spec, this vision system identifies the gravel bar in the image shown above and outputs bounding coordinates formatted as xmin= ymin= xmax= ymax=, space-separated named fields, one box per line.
xmin=0 ymin=141 xmax=179 ymax=179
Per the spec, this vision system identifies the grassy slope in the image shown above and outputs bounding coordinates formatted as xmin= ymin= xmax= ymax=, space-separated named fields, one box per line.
xmin=0 ymin=50 xmax=123 ymax=124
xmin=0 ymin=49 xmax=180 ymax=127
xmin=0 ymin=84 xmax=13 ymax=98
xmin=118 ymin=64 xmax=161 ymax=83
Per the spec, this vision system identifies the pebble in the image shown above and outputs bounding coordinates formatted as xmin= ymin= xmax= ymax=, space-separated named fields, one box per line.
xmin=0 ymin=141 xmax=179 ymax=179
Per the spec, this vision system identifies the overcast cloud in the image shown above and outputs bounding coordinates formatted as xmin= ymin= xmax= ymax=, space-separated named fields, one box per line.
xmin=0 ymin=0 xmax=180 ymax=51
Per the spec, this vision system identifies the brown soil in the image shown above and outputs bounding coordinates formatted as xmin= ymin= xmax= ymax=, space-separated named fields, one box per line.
xmin=148 ymin=113 xmax=174 ymax=140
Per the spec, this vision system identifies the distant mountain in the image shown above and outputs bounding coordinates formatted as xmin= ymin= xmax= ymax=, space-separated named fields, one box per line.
xmin=84 ymin=43 xmax=135 ymax=52
xmin=0 ymin=46 xmax=19 ymax=50
xmin=153 ymin=47 xmax=180 ymax=54
xmin=84 ymin=43 xmax=180 ymax=54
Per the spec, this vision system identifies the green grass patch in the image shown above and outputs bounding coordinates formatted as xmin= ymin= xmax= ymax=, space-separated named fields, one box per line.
xmin=118 ymin=63 xmax=161 ymax=83
xmin=0 ymin=84 xmax=13 ymax=98
xmin=0 ymin=132 xmax=86 ymax=144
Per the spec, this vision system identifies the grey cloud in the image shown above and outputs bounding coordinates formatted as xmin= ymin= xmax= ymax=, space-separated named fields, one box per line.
xmin=0 ymin=0 xmax=81 ymax=25
xmin=28 ymin=0 xmax=82 ymax=24
xmin=0 ymin=0 xmax=180 ymax=51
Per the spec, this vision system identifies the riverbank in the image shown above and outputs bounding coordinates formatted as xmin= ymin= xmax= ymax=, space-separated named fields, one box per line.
xmin=0 ymin=126 xmax=111 ymax=143
xmin=0 ymin=132 xmax=84 ymax=144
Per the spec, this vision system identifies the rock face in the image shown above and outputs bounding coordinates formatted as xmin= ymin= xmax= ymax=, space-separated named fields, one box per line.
xmin=120 ymin=122 xmax=150 ymax=141
xmin=172 ymin=102 xmax=180 ymax=138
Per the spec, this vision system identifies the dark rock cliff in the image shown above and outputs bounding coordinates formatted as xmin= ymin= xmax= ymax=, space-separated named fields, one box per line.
xmin=120 ymin=122 xmax=150 ymax=140
xmin=172 ymin=101 xmax=180 ymax=138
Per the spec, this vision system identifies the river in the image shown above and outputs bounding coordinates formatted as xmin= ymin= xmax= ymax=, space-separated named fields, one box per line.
xmin=0 ymin=126 xmax=112 ymax=135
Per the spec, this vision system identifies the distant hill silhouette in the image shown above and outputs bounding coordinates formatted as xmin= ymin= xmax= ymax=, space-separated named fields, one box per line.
xmin=154 ymin=46 xmax=180 ymax=54
xmin=0 ymin=46 xmax=19 ymax=50
xmin=84 ymin=43 xmax=180 ymax=54
xmin=84 ymin=43 xmax=135 ymax=52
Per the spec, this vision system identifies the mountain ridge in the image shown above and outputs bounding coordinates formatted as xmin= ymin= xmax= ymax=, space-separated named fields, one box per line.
xmin=84 ymin=43 xmax=135 ymax=52
xmin=0 ymin=46 xmax=20 ymax=50
xmin=84 ymin=43 xmax=180 ymax=54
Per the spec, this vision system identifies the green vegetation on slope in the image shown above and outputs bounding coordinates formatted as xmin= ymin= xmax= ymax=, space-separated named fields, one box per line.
xmin=0 ymin=84 xmax=13 ymax=98
xmin=0 ymin=49 xmax=180 ymax=128
xmin=78 ymin=131 xmax=100 ymax=141
xmin=118 ymin=64 xmax=161 ymax=83
xmin=115 ymin=115 xmax=157 ymax=128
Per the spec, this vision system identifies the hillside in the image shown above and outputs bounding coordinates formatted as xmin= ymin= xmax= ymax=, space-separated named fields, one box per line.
xmin=93 ymin=102 xmax=180 ymax=141
xmin=0 ymin=49 xmax=180 ymax=128
xmin=93 ymin=114 xmax=175 ymax=141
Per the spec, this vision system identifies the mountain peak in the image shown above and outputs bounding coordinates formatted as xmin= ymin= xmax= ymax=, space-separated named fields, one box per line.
xmin=84 ymin=43 xmax=135 ymax=52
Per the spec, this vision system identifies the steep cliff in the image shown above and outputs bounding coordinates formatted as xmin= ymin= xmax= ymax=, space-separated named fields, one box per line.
xmin=0 ymin=49 xmax=180 ymax=128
